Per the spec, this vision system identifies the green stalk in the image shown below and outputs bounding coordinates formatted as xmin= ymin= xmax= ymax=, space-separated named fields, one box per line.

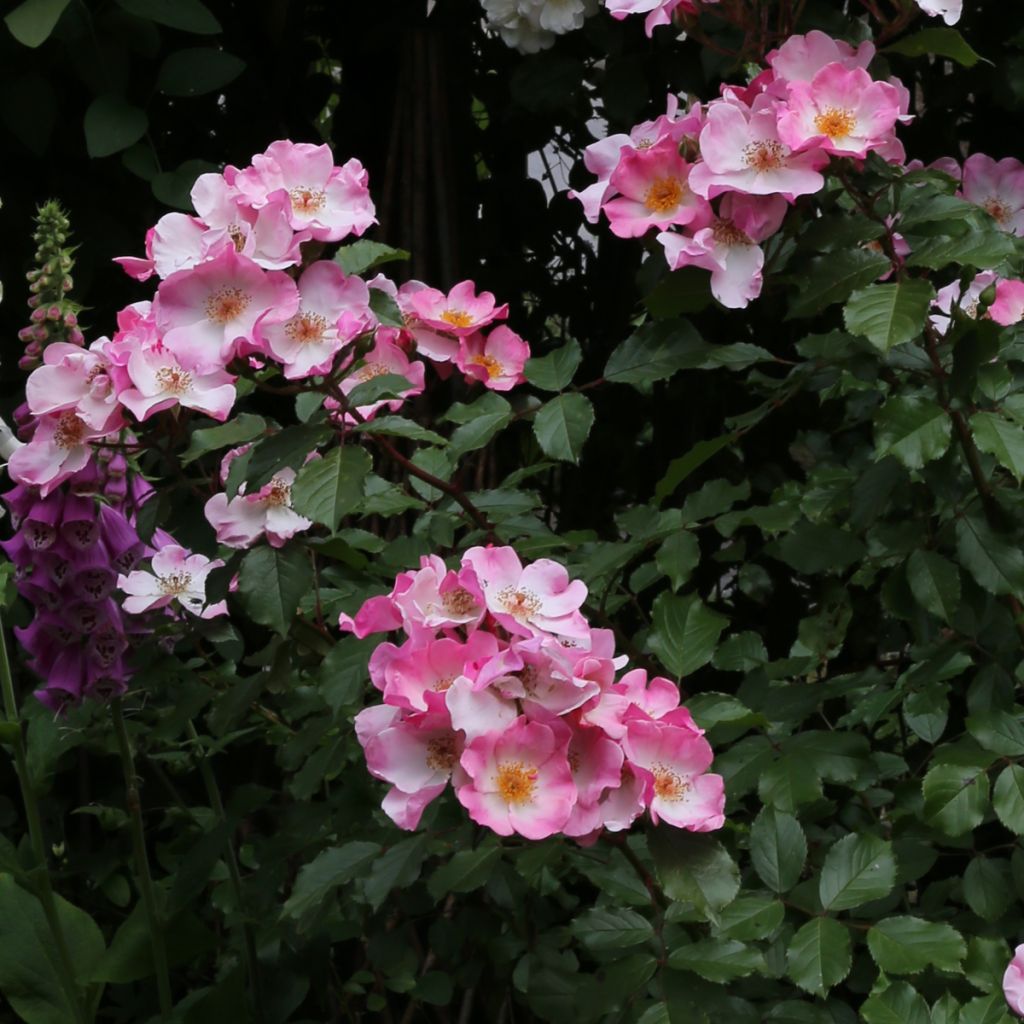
xmin=186 ymin=721 xmax=265 ymax=1024
xmin=110 ymin=698 xmax=173 ymax=1019
xmin=0 ymin=612 xmax=90 ymax=1024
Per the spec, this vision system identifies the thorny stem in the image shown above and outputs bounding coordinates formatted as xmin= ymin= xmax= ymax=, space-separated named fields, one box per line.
xmin=0 ymin=614 xmax=89 ymax=1024
xmin=186 ymin=722 xmax=266 ymax=1024
xmin=110 ymin=697 xmax=174 ymax=1018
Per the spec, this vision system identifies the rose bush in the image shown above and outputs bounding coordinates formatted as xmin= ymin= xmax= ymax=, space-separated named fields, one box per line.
xmin=3 ymin=1 xmax=1024 ymax=1023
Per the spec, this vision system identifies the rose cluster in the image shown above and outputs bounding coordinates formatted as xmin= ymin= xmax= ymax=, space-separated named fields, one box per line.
xmin=7 ymin=140 xmax=529 ymax=542
xmin=603 ymin=0 xmax=959 ymax=36
xmin=344 ymin=546 xmax=725 ymax=841
xmin=572 ymin=31 xmax=913 ymax=308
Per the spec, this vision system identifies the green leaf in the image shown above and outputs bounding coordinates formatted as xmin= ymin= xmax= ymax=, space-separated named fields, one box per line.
xmin=428 ymin=844 xmax=501 ymax=901
xmin=818 ymin=833 xmax=896 ymax=911
xmin=860 ymin=981 xmax=931 ymax=1024
xmin=648 ymin=829 xmax=739 ymax=920
xmin=787 ymin=249 xmax=891 ymax=319
xmin=715 ymin=894 xmax=785 ymax=941
xmin=447 ymin=393 xmax=512 ymax=460
xmin=352 ymin=416 xmax=446 ymax=445
xmin=774 ymin=521 xmax=866 ymax=575
xmin=668 ymin=938 xmax=763 ymax=982
xmin=533 ymin=393 xmax=594 ymax=464
xmin=971 ymin=412 xmax=1024 ymax=482
xmin=967 ymin=710 xmax=1024 ymax=756
xmin=647 ymin=591 xmax=728 ymax=679
xmin=291 ymin=446 xmax=371 ymax=532
xmin=368 ymin=288 xmax=403 ymax=327
xmin=656 ymin=532 xmax=700 ymax=591
xmin=874 ymin=396 xmax=952 ymax=470
xmin=750 ymin=807 xmax=807 ymax=893
xmin=180 ymin=413 xmax=266 ymax=465
xmin=237 ymin=545 xmax=314 ymax=635
xmin=91 ymin=905 xmax=214 ymax=983
xmin=785 ymin=917 xmax=851 ymax=997
xmin=964 ymin=858 xmax=1011 ymax=921
xmin=885 ymin=27 xmax=985 ymax=67
xmin=115 ymin=0 xmax=221 ymax=33
xmin=343 ymin=373 xmax=415 ymax=409
xmin=907 ymin=227 xmax=1016 ymax=271
xmin=156 ymin=48 xmax=246 ymax=96
xmin=955 ymin=515 xmax=1024 ymax=598
xmin=866 ymin=916 xmax=966 ymax=974
xmin=333 ymin=240 xmax=409 ymax=276
xmin=654 ymin=433 xmax=737 ymax=505
xmin=844 ymin=280 xmax=935 ymax=352
xmin=241 ymin=423 xmax=330 ymax=493
xmin=922 ymin=763 xmax=990 ymax=836
xmin=906 ymin=549 xmax=961 ymax=623
xmin=363 ymin=834 xmax=429 ymax=911
xmin=994 ymin=764 xmax=1024 ymax=834
xmin=524 ymin=339 xmax=582 ymax=392
xmin=604 ymin=319 xmax=707 ymax=385
xmin=4 ymin=0 xmax=70 ymax=46
xmin=282 ymin=842 xmax=380 ymax=923
xmin=84 ymin=94 xmax=148 ymax=158
xmin=572 ymin=908 xmax=655 ymax=952
xmin=0 ymin=873 xmax=104 ymax=1024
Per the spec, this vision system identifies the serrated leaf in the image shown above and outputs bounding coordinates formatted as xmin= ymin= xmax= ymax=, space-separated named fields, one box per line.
xmin=750 ymin=807 xmax=807 ymax=893
xmin=971 ymin=412 xmax=1024 ymax=482
xmin=907 ymin=549 xmax=961 ymax=623
xmin=861 ymin=981 xmax=931 ymax=1024
xmin=84 ymin=94 xmax=148 ymax=158
xmin=572 ymin=908 xmax=654 ymax=952
xmin=604 ymin=319 xmax=708 ymax=385
xmin=655 ymin=532 xmax=700 ymax=591
xmin=668 ymin=938 xmax=763 ymax=982
xmin=241 ymin=424 xmax=330 ymax=493
xmin=819 ymin=833 xmax=896 ymax=911
xmin=291 ymin=446 xmax=370 ymax=531
xmin=524 ymin=339 xmax=582 ymax=391
xmin=647 ymin=591 xmax=728 ymax=679
xmin=844 ymin=280 xmax=935 ymax=352
xmin=533 ymin=393 xmax=594 ymax=464
xmin=648 ymin=829 xmax=739 ymax=920
xmin=885 ymin=26 xmax=984 ymax=66
xmin=922 ymin=763 xmax=990 ymax=836
xmin=786 ymin=917 xmax=851 ymax=997
xmin=237 ymin=545 xmax=313 ymax=635
xmin=281 ymin=842 xmax=380 ymax=922
xmin=787 ymin=249 xmax=891 ymax=319
xmin=448 ymin=394 xmax=511 ymax=460
xmin=874 ymin=395 xmax=951 ymax=470
xmin=866 ymin=916 xmax=966 ymax=974
xmin=157 ymin=48 xmax=245 ymax=97
xmin=352 ymin=416 xmax=446 ymax=445
xmin=428 ymin=844 xmax=501 ymax=901
xmin=715 ymin=894 xmax=785 ymax=941
xmin=994 ymin=764 xmax=1024 ymax=834
xmin=907 ymin=228 xmax=1016 ymax=271
xmin=967 ymin=710 xmax=1024 ymax=756
xmin=180 ymin=413 xmax=266 ymax=465
xmin=964 ymin=857 xmax=1011 ymax=921
xmin=362 ymin=834 xmax=429 ymax=910
xmin=344 ymin=373 xmax=415 ymax=410
xmin=955 ymin=515 xmax=1024 ymax=598
xmin=334 ymin=240 xmax=409 ymax=276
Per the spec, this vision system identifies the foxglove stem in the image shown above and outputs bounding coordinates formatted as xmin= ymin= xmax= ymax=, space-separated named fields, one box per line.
xmin=0 ymin=612 xmax=89 ymax=1024
xmin=110 ymin=697 xmax=173 ymax=1018
xmin=186 ymin=721 xmax=265 ymax=1024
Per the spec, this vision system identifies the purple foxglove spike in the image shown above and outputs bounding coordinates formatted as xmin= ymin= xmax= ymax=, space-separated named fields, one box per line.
xmin=60 ymin=492 xmax=100 ymax=550
xmin=97 ymin=504 xmax=143 ymax=574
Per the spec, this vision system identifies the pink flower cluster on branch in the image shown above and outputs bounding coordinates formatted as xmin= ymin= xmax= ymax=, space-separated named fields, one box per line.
xmin=572 ymin=31 xmax=909 ymax=307
xmin=7 ymin=140 xmax=530 ymax=541
xmin=346 ymin=547 xmax=725 ymax=840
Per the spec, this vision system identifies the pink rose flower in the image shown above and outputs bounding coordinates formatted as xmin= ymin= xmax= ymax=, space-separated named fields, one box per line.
xmin=456 ymin=326 xmax=530 ymax=391
xmin=1004 ymin=944 xmax=1024 ymax=1017
xmin=118 ymin=545 xmax=224 ymax=618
